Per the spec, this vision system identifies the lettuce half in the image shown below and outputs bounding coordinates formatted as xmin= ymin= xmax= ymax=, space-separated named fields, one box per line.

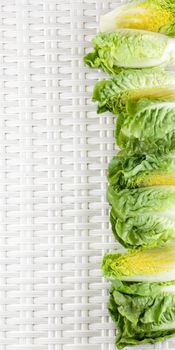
xmin=110 ymin=208 xmax=175 ymax=249
xmin=93 ymin=68 xmax=175 ymax=114
xmin=102 ymin=247 xmax=175 ymax=281
xmin=108 ymin=279 xmax=175 ymax=349
xmin=84 ymin=29 xmax=175 ymax=73
xmin=116 ymin=97 xmax=175 ymax=154
xmin=100 ymin=0 xmax=175 ymax=36
xmin=107 ymin=185 xmax=175 ymax=220
xmin=108 ymin=152 xmax=175 ymax=188
xmin=107 ymin=185 xmax=175 ymax=248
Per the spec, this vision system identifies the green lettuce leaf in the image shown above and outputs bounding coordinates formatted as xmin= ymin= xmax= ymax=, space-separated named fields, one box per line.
xmin=116 ymin=97 xmax=175 ymax=154
xmin=93 ymin=68 xmax=175 ymax=114
xmin=84 ymin=29 xmax=175 ymax=73
xmin=107 ymin=185 xmax=175 ymax=248
xmin=100 ymin=0 xmax=175 ymax=36
xmin=102 ymin=247 xmax=175 ymax=282
xmin=108 ymin=152 xmax=175 ymax=188
xmin=108 ymin=279 xmax=175 ymax=349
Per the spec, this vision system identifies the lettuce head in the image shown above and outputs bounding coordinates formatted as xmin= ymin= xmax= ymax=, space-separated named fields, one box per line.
xmin=93 ymin=68 xmax=175 ymax=114
xmin=116 ymin=96 xmax=175 ymax=154
xmin=102 ymin=247 xmax=175 ymax=282
xmin=108 ymin=152 xmax=175 ymax=188
xmin=108 ymin=279 xmax=175 ymax=349
xmin=107 ymin=185 xmax=175 ymax=249
xmin=100 ymin=0 xmax=175 ymax=36
xmin=84 ymin=29 xmax=175 ymax=73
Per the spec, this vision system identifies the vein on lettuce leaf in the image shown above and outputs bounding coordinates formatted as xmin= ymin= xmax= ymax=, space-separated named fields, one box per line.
xmin=93 ymin=68 xmax=175 ymax=114
xmin=84 ymin=29 xmax=175 ymax=73
xmin=107 ymin=185 xmax=175 ymax=248
xmin=100 ymin=0 xmax=175 ymax=36
xmin=108 ymin=279 xmax=175 ymax=349
xmin=102 ymin=247 xmax=175 ymax=282
xmin=116 ymin=96 xmax=175 ymax=154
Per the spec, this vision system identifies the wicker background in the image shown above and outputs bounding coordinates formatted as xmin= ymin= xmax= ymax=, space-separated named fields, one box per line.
xmin=0 ymin=0 xmax=174 ymax=349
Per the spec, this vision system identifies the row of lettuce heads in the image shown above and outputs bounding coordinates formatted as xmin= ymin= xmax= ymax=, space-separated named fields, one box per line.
xmin=84 ymin=0 xmax=175 ymax=349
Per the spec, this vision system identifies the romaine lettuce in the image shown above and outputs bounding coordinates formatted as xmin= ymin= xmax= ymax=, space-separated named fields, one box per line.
xmin=84 ymin=29 xmax=175 ymax=73
xmin=100 ymin=0 xmax=175 ymax=36
xmin=110 ymin=208 xmax=175 ymax=249
xmin=93 ymin=68 xmax=175 ymax=114
xmin=116 ymin=97 xmax=175 ymax=154
xmin=107 ymin=185 xmax=175 ymax=220
xmin=108 ymin=279 xmax=175 ymax=349
xmin=107 ymin=185 xmax=175 ymax=248
xmin=108 ymin=152 xmax=175 ymax=188
xmin=102 ymin=247 xmax=175 ymax=281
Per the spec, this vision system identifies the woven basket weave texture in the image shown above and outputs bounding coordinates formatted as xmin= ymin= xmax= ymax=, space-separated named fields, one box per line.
xmin=1 ymin=0 xmax=175 ymax=349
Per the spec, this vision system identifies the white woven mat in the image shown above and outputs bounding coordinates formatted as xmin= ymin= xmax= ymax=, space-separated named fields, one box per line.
xmin=0 ymin=0 xmax=173 ymax=349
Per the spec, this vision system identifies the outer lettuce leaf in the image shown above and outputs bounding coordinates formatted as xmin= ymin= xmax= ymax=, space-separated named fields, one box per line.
xmin=107 ymin=185 xmax=175 ymax=248
xmin=108 ymin=279 xmax=175 ymax=349
xmin=84 ymin=29 xmax=175 ymax=73
xmin=108 ymin=152 xmax=175 ymax=188
xmin=100 ymin=0 xmax=175 ymax=36
xmin=102 ymin=247 xmax=175 ymax=282
xmin=93 ymin=68 xmax=175 ymax=114
xmin=116 ymin=97 xmax=175 ymax=154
